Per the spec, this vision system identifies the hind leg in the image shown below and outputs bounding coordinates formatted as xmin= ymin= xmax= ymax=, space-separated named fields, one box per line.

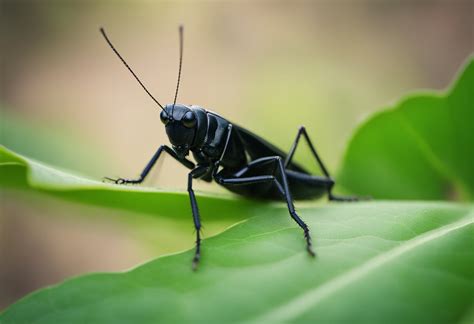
xmin=285 ymin=126 xmax=361 ymax=201
xmin=214 ymin=156 xmax=315 ymax=256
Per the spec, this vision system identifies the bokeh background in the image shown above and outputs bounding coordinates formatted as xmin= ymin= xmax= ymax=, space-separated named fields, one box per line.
xmin=1 ymin=0 xmax=473 ymax=310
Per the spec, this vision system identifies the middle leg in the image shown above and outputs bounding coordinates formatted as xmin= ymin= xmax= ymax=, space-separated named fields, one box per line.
xmin=187 ymin=165 xmax=209 ymax=270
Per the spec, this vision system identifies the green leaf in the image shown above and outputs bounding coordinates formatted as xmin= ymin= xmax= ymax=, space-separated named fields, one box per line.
xmin=2 ymin=57 xmax=473 ymax=323
xmin=338 ymin=57 xmax=474 ymax=201
xmin=0 ymin=108 xmax=106 ymax=176
xmin=0 ymin=145 xmax=256 ymax=222
xmin=1 ymin=202 xmax=473 ymax=323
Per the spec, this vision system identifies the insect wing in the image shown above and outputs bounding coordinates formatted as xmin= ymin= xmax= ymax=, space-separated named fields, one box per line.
xmin=233 ymin=124 xmax=308 ymax=174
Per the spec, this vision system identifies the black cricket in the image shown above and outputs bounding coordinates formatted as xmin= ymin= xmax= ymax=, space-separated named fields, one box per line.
xmin=101 ymin=26 xmax=358 ymax=270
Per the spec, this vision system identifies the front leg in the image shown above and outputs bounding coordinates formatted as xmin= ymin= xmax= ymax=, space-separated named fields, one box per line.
xmin=187 ymin=165 xmax=209 ymax=270
xmin=104 ymin=145 xmax=195 ymax=184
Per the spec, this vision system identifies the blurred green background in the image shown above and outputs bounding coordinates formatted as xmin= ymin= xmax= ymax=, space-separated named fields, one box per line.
xmin=1 ymin=0 xmax=473 ymax=310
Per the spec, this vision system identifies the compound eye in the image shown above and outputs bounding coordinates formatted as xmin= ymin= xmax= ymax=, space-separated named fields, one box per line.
xmin=182 ymin=111 xmax=196 ymax=128
xmin=160 ymin=110 xmax=169 ymax=125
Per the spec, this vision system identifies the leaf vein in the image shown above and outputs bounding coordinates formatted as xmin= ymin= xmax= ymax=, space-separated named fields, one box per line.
xmin=252 ymin=211 xmax=474 ymax=322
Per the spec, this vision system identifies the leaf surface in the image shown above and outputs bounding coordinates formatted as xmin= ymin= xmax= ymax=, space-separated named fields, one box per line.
xmin=1 ymin=202 xmax=472 ymax=323
xmin=0 ymin=145 xmax=256 ymax=222
xmin=338 ymin=58 xmax=474 ymax=201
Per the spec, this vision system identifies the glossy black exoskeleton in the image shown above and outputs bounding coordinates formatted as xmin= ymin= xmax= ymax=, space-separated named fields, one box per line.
xmin=101 ymin=26 xmax=359 ymax=270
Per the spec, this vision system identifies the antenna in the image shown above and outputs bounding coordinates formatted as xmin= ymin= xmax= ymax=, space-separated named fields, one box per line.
xmin=99 ymin=27 xmax=165 ymax=111
xmin=172 ymin=25 xmax=184 ymax=113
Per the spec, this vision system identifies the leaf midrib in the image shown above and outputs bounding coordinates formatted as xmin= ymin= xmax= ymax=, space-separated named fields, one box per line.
xmin=253 ymin=211 xmax=474 ymax=322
